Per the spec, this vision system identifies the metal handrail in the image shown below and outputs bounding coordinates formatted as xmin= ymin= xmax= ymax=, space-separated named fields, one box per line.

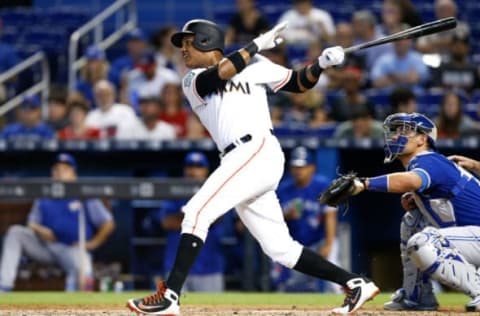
xmin=68 ymin=0 xmax=137 ymax=91
xmin=0 ymin=51 xmax=50 ymax=118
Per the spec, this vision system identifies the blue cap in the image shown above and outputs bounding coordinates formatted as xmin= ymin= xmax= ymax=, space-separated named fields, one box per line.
xmin=290 ymin=146 xmax=315 ymax=167
xmin=54 ymin=153 xmax=77 ymax=170
xmin=85 ymin=45 xmax=105 ymax=60
xmin=21 ymin=95 xmax=41 ymax=109
xmin=184 ymin=152 xmax=209 ymax=168
xmin=127 ymin=27 xmax=146 ymax=41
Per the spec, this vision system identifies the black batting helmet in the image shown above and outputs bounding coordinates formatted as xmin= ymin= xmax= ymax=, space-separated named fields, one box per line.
xmin=171 ymin=19 xmax=225 ymax=53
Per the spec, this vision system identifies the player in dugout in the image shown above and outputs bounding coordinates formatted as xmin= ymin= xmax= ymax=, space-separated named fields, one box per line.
xmin=0 ymin=153 xmax=115 ymax=292
xmin=127 ymin=19 xmax=379 ymax=316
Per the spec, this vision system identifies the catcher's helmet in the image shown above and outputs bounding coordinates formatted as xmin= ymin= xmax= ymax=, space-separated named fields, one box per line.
xmin=383 ymin=112 xmax=437 ymax=163
xmin=171 ymin=19 xmax=225 ymax=53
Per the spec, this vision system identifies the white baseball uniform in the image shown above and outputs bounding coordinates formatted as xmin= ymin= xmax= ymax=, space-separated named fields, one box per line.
xmin=180 ymin=55 xmax=304 ymax=269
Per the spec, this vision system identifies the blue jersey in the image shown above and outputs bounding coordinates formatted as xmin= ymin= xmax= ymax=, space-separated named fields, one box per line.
xmin=1 ymin=123 xmax=54 ymax=141
xmin=28 ymin=199 xmax=112 ymax=245
xmin=408 ymin=151 xmax=480 ymax=228
xmin=277 ymin=175 xmax=335 ymax=246
xmin=155 ymin=200 xmax=225 ymax=275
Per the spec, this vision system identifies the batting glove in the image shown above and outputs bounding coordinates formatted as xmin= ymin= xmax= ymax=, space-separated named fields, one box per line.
xmin=318 ymin=46 xmax=345 ymax=69
xmin=252 ymin=21 xmax=288 ymax=52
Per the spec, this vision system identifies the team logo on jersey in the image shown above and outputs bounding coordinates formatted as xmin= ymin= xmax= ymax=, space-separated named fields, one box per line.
xmin=183 ymin=71 xmax=195 ymax=88
xmin=69 ymin=200 xmax=83 ymax=212
xmin=216 ymin=80 xmax=251 ymax=96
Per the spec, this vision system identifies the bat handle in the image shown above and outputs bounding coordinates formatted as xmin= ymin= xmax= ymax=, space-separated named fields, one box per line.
xmin=343 ymin=45 xmax=361 ymax=55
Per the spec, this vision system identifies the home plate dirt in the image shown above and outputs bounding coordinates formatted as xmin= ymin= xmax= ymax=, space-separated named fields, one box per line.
xmin=0 ymin=305 xmax=471 ymax=316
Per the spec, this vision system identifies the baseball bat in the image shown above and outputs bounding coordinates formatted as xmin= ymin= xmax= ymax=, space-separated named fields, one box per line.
xmin=344 ymin=17 xmax=457 ymax=54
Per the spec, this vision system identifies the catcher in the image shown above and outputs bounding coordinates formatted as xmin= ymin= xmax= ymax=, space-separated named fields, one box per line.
xmin=320 ymin=112 xmax=480 ymax=312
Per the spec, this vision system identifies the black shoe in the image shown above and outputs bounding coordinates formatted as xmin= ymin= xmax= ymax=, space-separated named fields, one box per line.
xmin=126 ymin=281 xmax=180 ymax=315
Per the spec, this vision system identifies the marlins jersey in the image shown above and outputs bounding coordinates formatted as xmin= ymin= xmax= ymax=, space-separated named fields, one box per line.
xmin=182 ymin=55 xmax=291 ymax=151
xmin=408 ymin=151 xmax=480 ymax=228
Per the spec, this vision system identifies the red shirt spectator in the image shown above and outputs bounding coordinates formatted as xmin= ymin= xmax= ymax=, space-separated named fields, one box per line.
xmin=158 ymin=83 xmax=188 ymax=137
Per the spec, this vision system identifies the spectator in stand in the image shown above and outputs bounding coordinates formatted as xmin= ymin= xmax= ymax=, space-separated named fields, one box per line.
xmin=326 ymin=23 xmax=364 ymax=91
xmin=284 ymin=89 xmax=324 ymax=131
xmin=417 ymin=0 xmax=470 ymax=55
xmin=435 ymin=91 xmax=480 ymax=138
xmin=57 ymin=92 xmax=100 ymax=140
xmin=225 ymin=0 xmax=270 ymax=46
xmin=85 ymin=80 xmax=138 ymax=139
xmin=371 ymin=24 xmax=429 ymax=92
xmin=333 ymin=103 xmax=384 ymax=139
xmin=150 ymin=25 xmax=184 ymax=74
xmin=431 ymin=29 xmax=480 ymax=94
xmin=75 ymin=45 xmax=109 ymax=108
xmin=278 ymin=0 xmax=335 ymax=46
xmin=108 ymin=28 xmax=149 ymax=90
xmin=0 ymin=153 xmax=115 ymax=292
xmin=271 ymin=146 xmax=340 ymax=293
xmin=388 ymin=87 xmax=418 ymax=115
xmin=124 ymin=50 xmax=180 ymax=110
xmin=381 ymin=0 xmax=422 ymax=36
xmin=153 ymin=152 xmax=225 ymax=292
xmin=1 ymin=95 xmax=54 ymax=141
xmin=329 ymin=66 xmax=375 ymax=122
xmin=185 ymin=113 xmax=209 ymax=140
xmin=116 ymin=97 xmax=177 ymax=140
xmin=352 ymin=10 xmax=392 ymax=72
xmin=47 ymin=86 xmax=70 ymax=132
xmin=158 ymin=83 xmax=189 ymax=138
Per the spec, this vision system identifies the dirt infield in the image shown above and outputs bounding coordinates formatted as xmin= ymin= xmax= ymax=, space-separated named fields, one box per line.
xmin=0 ymin=305 xmax=473 ymax=316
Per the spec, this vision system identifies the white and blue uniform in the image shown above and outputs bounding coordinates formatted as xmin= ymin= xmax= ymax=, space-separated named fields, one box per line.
xmin=409 ymin=151 xmax=480 ymax=228
xmin=0 ymin=199 xmax=112 ymax=291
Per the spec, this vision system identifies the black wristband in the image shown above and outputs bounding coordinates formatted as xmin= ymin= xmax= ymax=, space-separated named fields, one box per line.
xmin=227 ymin=51 xmax=247 ymax=73
xmin=245 ymin=42 xmax=258 ymax=57
xmin=299 ymin=67 xmax=316 ymax=89
xmin=310 ymin=61 xmax=322 ymax=77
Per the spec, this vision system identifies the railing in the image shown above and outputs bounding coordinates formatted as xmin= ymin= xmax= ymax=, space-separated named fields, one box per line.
xmin=0 ymin=52 xmax=50 ymax=118
xmin=68 ymin=0 xmax=137 ymax=91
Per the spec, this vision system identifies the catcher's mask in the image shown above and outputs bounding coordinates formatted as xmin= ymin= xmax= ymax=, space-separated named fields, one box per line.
xmin=383 ymin=112 xmax=437 ymax=163
xmin=171 ymin=19 xmax=225 ymax=53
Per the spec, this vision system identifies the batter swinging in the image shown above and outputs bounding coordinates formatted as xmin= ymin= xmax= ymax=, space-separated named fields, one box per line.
xmin=127 ymin=19 xmax=379 ymax=315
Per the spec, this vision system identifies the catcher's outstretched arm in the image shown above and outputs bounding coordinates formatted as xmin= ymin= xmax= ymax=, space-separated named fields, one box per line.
xmin=366 ymin=172 xmax=423 ymax=193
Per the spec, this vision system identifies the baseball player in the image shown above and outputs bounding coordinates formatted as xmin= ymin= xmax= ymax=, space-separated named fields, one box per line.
xmin=324 ymin=112 xmax=480 ymax=312
xmin=272 ymin=146 xmax=341 ymax=293
xmin=127 ymin=19 xmax=379 ymax=315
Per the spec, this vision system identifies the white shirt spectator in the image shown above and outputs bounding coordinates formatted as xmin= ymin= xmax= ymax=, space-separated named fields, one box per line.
xmin=117 ymin=118 xmax=177 ymax=140
xmin=85 ymin=103 xmax=138 ymax=139
xmin=127 ymin=66 xmax=180 ymax=99
xmin=278 ymin=7 xmax=335 ymax=45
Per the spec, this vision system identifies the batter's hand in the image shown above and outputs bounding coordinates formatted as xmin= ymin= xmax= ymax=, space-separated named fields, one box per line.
xmin=252 ymin=21 xmax=288 ymax=51
xmin=400 ymin=192 xmax=416 ymax=212
xmin=318 ymin=46 xmax=345 ymax=69
xmin=448 ymin=155 xmax=480 ymax=174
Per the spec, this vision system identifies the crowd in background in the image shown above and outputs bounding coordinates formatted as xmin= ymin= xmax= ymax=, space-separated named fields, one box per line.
xmin=1 ymin=0 xmax=480 ymax=142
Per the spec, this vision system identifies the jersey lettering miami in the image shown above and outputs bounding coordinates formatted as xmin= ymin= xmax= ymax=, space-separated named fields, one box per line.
xmin=408 ymin=151 xmax=480 ymax=228
xmin=182 ymin=55 xmax=291 ymax=151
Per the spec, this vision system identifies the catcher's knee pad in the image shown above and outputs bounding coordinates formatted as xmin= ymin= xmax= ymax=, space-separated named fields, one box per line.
xmin=407 ymin=227 xmax=480 ymax=297
xmin=260 ymin=237 xmax=303 ymax=269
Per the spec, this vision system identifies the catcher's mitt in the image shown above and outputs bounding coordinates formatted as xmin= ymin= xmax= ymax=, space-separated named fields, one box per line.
xmin=319 ymin=172 xmax=364 ymax=207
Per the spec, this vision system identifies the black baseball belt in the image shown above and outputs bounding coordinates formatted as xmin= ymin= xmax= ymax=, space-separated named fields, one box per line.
xmin=220 ymin=130 xmax=274 ymax=157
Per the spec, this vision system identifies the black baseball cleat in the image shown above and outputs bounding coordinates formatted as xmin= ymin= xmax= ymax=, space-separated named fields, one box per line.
xmin=126 ymin=281 xmax=180 ymax=315
xmin=330 ymin=277 xmax=380 ymax=315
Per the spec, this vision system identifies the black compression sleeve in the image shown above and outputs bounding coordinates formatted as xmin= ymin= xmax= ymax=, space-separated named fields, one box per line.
xmin=195 ymin=66 xmax=227 ymax=98
xmin=280 ymin=70 xmax=302 ymax=92
xmin=299 ymin=67 xmax=316 ymax=89
xmin=226 ymin=51 xmax=247 ymax=73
